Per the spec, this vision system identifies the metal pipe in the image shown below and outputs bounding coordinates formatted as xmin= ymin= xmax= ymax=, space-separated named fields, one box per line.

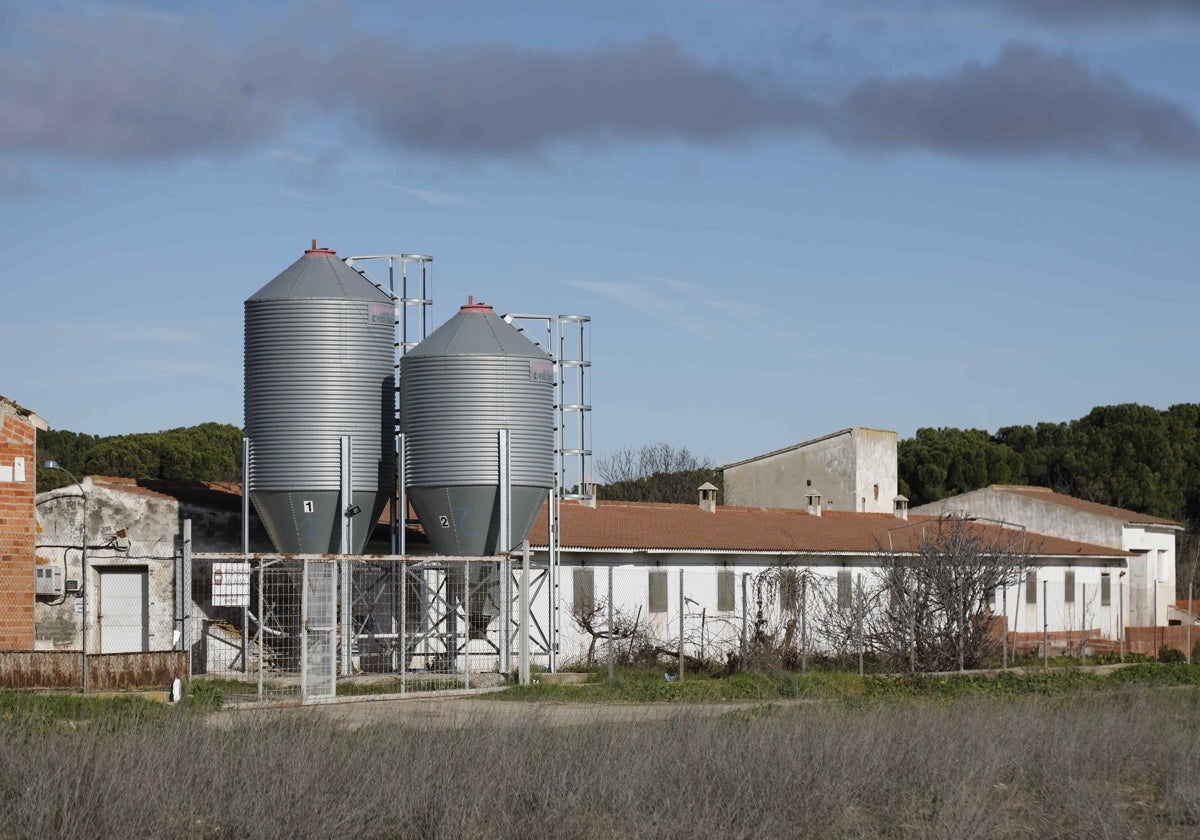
xmin=678 ymin=568 xmax=685 ymax=682
xmin=519 ymin=541 xmax=530 ymax=685
xmin=339 ymin=435 xmax=352 ymax=677
xmin=1043 ymin=579 xmax=1049 ymax=669
xmin=607 ymin=565 xmax=614 ymax=682
xmin=241 ymin=438 xmax=250 ymax=673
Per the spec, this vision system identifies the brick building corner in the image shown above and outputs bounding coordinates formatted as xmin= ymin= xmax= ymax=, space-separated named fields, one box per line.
xmin=0 ymin=396 xmax=48 ymax=650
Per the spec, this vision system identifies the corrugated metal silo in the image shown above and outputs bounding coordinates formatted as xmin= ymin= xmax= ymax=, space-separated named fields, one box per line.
xmin=245 ymin=241 xmax=395 ymax=554
xmin=400 ymin=298 xmax=554 ymax=556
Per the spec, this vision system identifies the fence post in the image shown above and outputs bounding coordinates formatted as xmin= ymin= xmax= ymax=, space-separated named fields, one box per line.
xmin=500 ymin=556 xmax=510 ymax=675
xmin=519 ymin=541 xmax=530 ymax=686
xmin=1001 ymin=582 xmax=1008 ymax=670
xmin=300 ymin=558 xmax=309 ymax=701
xmin=1042 ymin=580 xmax=1049 ymax=669
xmin=242 ymin=438 xmax=250 ymax=676
xmin=1119 ymin=578 xmax=1125 ymax=662
xmin=740 ymin=572 xmax=748 ymax=666
xmin=856 ymin=574 xmax=864 ymax=676
xmin=400 ymin=559 xmax=407 ymax=695
xmin=463 ymin=559 xmax=471 ymax=691
xmin=1188 ymin=578 xmax=1194 ymax=665
xmin=801 ymin=576 xmax=808 ymax=674
xmin=257 ymin=557 xmax=264 ymax=702
xmin=1079 ymin=583 xmax=1086 ymax=662
xmin=607 ymin=565 xmax=614 ymax=682
xmin=182 ymin=519 xmax=193 ymax=679
xmin=678 ymin=568 xmax=685 ymax=682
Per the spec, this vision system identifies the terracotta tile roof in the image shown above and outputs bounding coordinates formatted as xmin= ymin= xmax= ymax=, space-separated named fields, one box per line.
xmin=530 ymin=500 xmax=1130 ymax=558
xmin=988 ymin=485 xmax=1183 ymax=528
xmin=90 ymin=477 xmax=245 ymax=510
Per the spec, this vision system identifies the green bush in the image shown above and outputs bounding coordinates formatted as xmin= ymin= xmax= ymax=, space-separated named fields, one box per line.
xmin=1158 ymin=645 xmax=1186 ymax=664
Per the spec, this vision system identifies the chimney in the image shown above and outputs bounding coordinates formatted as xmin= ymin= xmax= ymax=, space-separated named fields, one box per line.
xmin=578 ymin=476 xmax=598 ymax=509
xmin=893 ymin=495 xmax=909 ymax=521
xmin=806 ymin=490 xmax=822 ymax=517
xmin=698 ymin=482 xmax=718 ymax=513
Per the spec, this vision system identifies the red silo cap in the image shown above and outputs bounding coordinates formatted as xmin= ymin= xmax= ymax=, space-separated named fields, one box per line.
xmin=304 ymin=238 xmax=337 ymax=257
xmin=460 ymin=295 xmax=493 ymax=312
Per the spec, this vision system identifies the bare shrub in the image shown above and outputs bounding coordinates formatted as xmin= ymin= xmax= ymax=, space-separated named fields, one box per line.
xmin=2 ymin=687 xmax=1200 ymax=838
xmin=877 ymin=515 xmax=1028 ymax=671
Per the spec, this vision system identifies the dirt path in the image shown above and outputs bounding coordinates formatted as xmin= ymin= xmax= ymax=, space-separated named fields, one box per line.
xmin=211 ymin=694 xmax=781 ymax=730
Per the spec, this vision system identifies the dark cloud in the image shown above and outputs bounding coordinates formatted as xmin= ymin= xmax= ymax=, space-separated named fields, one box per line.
xmin=323 ymin=35 xmax=823 ymax=156
xmin=996 ymin=0 xmax=1200 ymax=24
xmin=0 ymin=11 xmax=313 ymax=160
xmin=833 ymin=42 xmax=1200 ymax=162
xmin=0 ymin=9 xmax=1197 ymax=170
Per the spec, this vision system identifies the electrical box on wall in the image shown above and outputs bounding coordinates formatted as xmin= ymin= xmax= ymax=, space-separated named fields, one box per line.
xmin=35 ymin=566 xmax=63 ymax=596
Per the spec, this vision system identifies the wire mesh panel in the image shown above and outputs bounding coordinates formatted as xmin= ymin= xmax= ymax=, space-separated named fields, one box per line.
xmin=304 ymin=560 xmax=337 ymax=699
xmin=1 ymin=525 xmax=37 ymax=654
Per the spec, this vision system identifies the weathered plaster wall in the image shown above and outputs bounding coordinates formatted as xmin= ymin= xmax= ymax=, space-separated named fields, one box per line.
xmin=724 ymin=428 xmax=898 ymax=513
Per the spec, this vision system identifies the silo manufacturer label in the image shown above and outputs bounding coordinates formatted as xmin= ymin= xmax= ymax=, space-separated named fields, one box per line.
xmin=529 ymin=359 xmax=554 ymax=382
xmin=369 ymin=303 xmax=396 ymax=325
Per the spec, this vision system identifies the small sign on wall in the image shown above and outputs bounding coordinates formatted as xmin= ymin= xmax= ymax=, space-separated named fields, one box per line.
xmin=213 ymin=561 xmax=251 ymax=607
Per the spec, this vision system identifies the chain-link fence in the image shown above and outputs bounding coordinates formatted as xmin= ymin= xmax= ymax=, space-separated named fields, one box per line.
xmin=554 ymin=565 xmax=1187 ymax=676
xmin=188 ymin=552 xmax=552 ymax=703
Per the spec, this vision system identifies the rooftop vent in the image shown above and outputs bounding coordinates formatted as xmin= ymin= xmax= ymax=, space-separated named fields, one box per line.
xmin=894 ymin=494 xmax=909 ymax=520
xmin=579 ymin=476 xmax=598 ymax=509
xmin=698 ymin=482 xmax=718 ymax=513
xmin=806 ymin=491 xmax=822 ymax=517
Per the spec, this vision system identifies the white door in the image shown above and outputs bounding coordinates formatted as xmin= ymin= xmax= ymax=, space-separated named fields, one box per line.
xmin=99 ymin=569 xmax=148 ymax=653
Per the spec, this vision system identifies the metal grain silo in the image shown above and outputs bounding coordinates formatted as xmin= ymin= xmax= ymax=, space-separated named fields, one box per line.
xmin=245 ymin=241 xmax=395 ymax=555
xmin=400 ymin=298 xmax=554 ymax=556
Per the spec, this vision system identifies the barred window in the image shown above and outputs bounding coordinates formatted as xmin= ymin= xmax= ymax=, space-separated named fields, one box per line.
xmin=573 ymin=568 xmax=594 ymax=615
xmin=1026 ymin=571 xmax=1038 ymax=604
xmin=649 ymin=571 xmax=668 ymax=613
xmin=717 ymin=570 xmax=735 ymax=612
xmin=838 ymin=569 xmax=852 ymax=610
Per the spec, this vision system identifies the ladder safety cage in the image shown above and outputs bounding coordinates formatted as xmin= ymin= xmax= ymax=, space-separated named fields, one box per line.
xmin=502 ymin=312 xmax=593 ymax=673
xmin=344 ymin=253 xmax=433 ymax=557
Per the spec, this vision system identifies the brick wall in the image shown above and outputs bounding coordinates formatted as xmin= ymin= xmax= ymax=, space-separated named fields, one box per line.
xmin=0 ymin=411 xmax=37 ymax=650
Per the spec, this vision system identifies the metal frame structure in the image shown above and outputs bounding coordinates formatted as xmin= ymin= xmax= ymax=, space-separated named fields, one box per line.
xmin=344 ymin=253 xmax=434 ymax=557
xmin=502 ymin=313 xmax=593 ymax=671
xmin=239 ymin=250 xmax=588 ymax=685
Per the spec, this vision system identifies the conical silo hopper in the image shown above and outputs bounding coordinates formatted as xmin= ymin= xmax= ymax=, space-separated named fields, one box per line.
xmin=245 ymin=241 xmax=395 ymax=554
xmin=400 ymin=298 xmax=554 ymax=556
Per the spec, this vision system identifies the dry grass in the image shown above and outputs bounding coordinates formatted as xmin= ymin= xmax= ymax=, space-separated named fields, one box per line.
xmin=2 ymin=686 xmax=1199 ymax=838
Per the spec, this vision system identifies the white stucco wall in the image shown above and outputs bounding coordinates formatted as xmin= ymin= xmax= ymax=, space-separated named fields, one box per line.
xmin=913 ymin=488 xmax=1179 ymax=627
xmin=535 ymin=551 xmax=1129 ymax=667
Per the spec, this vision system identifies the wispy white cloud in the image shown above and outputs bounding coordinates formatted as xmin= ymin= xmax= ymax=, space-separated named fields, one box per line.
xmin=381 ymin=182 xmax=479 ymax=207
xmin=571 ymin=276 xmax=802 ymax=341
xmin=568 ymin=279 xmax=715 ymax=336
xmin=653 ymin=277 xmax=773 ymax=322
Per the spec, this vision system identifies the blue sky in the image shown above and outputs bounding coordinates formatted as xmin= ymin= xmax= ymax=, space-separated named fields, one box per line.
xmin=2 ymin=0 xmax=1198 ymax=467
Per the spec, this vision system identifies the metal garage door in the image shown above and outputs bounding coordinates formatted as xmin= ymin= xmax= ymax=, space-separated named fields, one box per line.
xmin=99 ymin=568 xmax=149 ymax=653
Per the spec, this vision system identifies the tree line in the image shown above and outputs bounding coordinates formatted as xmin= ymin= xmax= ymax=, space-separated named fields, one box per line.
xmin=36 ymin=403 xmax=1200 ymax=530
xmin=36 ymin=423 xmax=244 ymax=493
xmin=898 ymin=403 xmax=1200 ymax=528
xmin=595 ymin=404 xmax=1200 ymax=530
